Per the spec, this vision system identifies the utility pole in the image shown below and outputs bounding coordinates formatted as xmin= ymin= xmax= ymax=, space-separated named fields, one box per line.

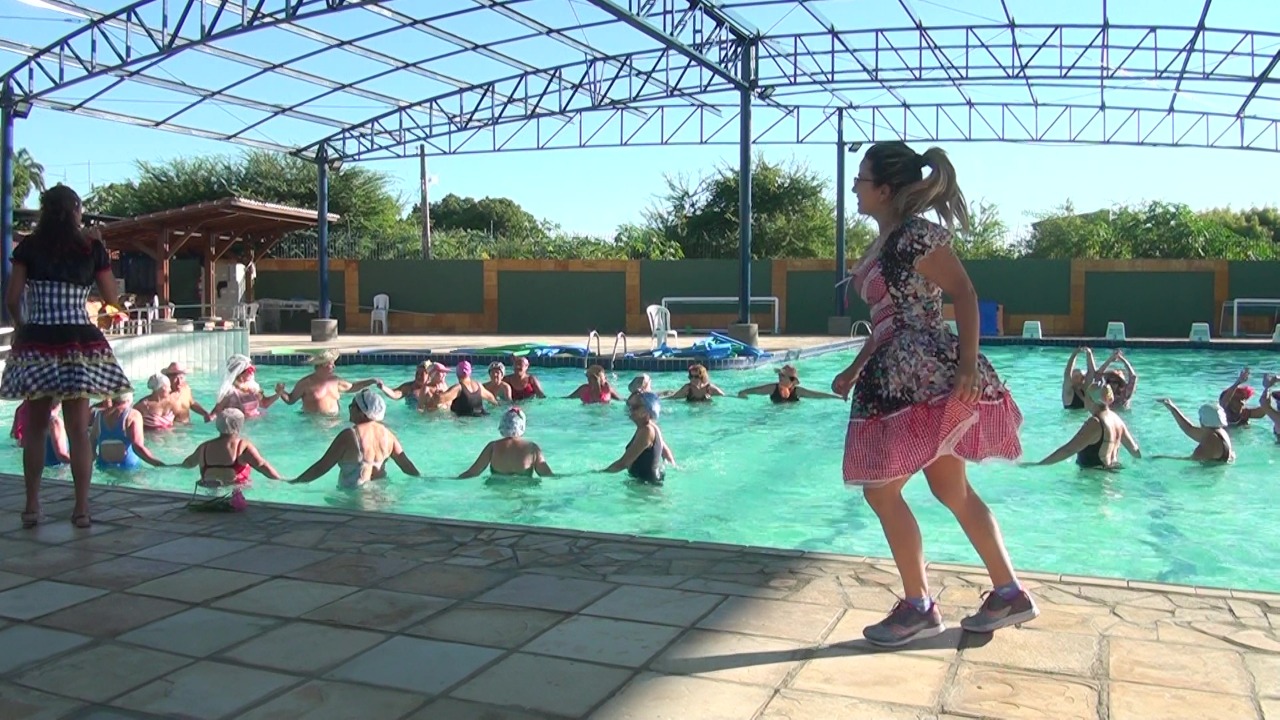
xmin=419 ymin=145 xmax=432 ymax=259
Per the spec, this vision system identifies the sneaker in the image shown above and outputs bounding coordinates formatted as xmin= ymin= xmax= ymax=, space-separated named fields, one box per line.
xmin=961 ymin=589 xmax=1040 ymax=633
xmin=862 ymin=600 xmax=946 ymax=647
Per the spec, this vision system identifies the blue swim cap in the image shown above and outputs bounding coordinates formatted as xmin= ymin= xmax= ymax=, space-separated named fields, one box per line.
xmin=638 ymin=391 xmax=661 ymax=419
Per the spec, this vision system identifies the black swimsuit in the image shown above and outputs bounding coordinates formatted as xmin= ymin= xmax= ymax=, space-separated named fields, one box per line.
xmin=450 ymin=384 xmax=487 ymax=417
xmin=770 ymin=385 xmax=800 ymax=404
xmin=1075 ymin=433 xmax=1107 ymax=468
xmin=1065 ymin=388 xmax=1085 ymax=410
xmin=627 ymin=431 xmax=666 ymax=484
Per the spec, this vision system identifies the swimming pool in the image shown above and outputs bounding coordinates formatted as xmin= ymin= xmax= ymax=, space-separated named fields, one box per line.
xmin=2 ymin=346 xmax=1278 ymax=591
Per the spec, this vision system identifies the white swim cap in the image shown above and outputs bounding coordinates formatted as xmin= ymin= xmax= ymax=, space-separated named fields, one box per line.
xmin=354 ymin=388 xmax=386 ymax=422
xmin=500 ymin=406 xmax=526 ymax=438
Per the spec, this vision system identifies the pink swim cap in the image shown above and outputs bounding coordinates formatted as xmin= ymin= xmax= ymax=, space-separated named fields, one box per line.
xmin=457 ymin=360 xmax=473 ymax=376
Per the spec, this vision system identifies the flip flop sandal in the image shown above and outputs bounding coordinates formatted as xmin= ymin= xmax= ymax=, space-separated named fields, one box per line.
xmin=21 ymin=511 xmax=43 ymax=529
xmin=71 ymin=513 xmax=92 ymax=529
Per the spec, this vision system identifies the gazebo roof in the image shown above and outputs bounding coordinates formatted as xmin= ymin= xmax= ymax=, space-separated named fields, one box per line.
xmin=96 ymin=197 xmax=339 ymax=259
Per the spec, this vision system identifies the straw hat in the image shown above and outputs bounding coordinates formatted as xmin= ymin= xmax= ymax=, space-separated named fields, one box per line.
xmin=307 ymin=349 xmax=341 ymax=366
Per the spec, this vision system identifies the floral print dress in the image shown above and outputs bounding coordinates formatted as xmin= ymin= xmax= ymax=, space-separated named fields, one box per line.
xmin=843 ymin=217 xmax=1023 ymax=484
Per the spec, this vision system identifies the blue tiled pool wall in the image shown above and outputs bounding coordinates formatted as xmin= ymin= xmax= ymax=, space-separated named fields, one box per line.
xmin=250 ymin=336 xmax=1278 ymax=370
xmin=252 ymin=338 xmax=867 ymax=371
xmin=112 ymin=329 xmax=249 ymax=379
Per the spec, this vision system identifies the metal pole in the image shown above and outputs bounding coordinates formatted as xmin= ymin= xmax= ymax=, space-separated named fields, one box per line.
xmin=419 ymin=144 xmax=432 ymax=260
xmin=737 ymin=42 xmax=754 ymax=326
xmin=0 ymin=86 xmax=15 ymax=326
xmin=834 ymin=110 xmax=847 ymax=316
xmin=316 ymin=150 xmax=330 ymax=320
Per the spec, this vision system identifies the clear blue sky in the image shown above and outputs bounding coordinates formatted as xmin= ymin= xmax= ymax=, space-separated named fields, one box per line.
xmin=4 ymin=0 xmax=1278 ymax=238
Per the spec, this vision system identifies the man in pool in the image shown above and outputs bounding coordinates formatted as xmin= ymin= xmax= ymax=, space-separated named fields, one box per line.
xmin=161 ymin=362 xmax=212 ymax=424
xmin=274 ymin=349 xmax=380 ymax=415
xmin=458 ymin=406 xmax=553 ymax=478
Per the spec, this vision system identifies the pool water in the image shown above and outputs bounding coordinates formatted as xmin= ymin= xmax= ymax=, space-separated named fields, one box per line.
xmin=2 ymin=346 xmax=1278 ymax=591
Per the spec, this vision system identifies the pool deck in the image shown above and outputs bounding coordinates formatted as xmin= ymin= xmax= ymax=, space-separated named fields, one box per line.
xmin=0 ymin=475 xmax=1276 ymax=719
xmin=249 ymin=333 xmax=849 ymax=354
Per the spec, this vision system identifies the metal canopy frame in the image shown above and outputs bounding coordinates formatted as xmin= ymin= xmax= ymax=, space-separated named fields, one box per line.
xmin=2 ymin=0 xmax=1277 ymax=327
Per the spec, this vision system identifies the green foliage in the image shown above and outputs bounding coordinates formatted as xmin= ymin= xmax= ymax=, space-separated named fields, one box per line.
xmin=953 ymin=200 xmax=1017 ymax=259
xmin=645 ymin=157 xmax=841 ymax=259
xmin=412 ymin=193 xmax=545 ymax=239
xmin=85 ymin=151 xmax=402 ymax=235
xmin=11 ymin=148 xmax=45 ymax=208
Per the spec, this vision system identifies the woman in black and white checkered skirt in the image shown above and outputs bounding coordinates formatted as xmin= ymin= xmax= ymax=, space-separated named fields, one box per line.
xmin=2 ymin=186 xmax=132 ymax=529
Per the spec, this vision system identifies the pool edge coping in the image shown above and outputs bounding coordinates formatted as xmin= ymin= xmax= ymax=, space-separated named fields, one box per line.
xmin=8 ymin=472 xmax=1277 ymax=603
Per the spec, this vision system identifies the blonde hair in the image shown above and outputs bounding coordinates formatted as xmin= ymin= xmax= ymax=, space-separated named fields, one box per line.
xmin=863 ymin=142 xmax=969 ymax=231
xmin=687 ymin=364 xmax=708 ymax=382
xmin=1087 ymin=382 xmax=1114 ymax=407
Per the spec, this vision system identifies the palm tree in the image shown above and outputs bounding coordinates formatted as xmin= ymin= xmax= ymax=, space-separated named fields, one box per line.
xmin=11 ymin=148 xmax=45 ymax=208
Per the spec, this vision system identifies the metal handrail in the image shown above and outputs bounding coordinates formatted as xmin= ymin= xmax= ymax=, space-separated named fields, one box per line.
xmin=609 ymin=332 xmax=628 ymax=369
xmin=586 ymin=330 xmax=602 ymax=369
xmin=851 ymin=320 xmax=872 ymax=337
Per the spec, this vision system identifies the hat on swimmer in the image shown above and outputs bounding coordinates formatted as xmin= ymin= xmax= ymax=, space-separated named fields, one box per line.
xmin=500 ymin=406 xmax=526 ymax=438
xmin=353 ymin=388 xmax=386 ymax=422
xmin=456 ymin=360 xmax=473 ymax=377
xmin=147 ymin=373 xmax=171 ymax=391
xmin=162 ymin=361 xmax=188 ymax=377
xmin=1198 ymin=403 xmax=1228 ymax=429
xmin=628 ymin=374 xmax=651 ymax=394
xmin=308 ymin=349 xmax=340 ymax=366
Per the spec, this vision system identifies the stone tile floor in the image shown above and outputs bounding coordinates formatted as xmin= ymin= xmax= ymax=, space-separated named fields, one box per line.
xmin=0 ymin=475 xmax=1276 ymax=720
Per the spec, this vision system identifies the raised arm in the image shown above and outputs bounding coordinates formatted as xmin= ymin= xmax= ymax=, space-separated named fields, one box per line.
xmin=1062 ymin=347 xmax=1082 ymax=406
xmin=1219 ymin=368 xmax=1249 ymax=406
xmin=917 ymin=244 xmax=979 ymax=384
xmin=706 ymin=384 xmax=727 ymax=397
xmin=1160 ymin=400 xmax=1209 ymax=442
xmin=1035 ymin=418 xmax=1103 ymax=466
xmin=458 ymin=441 xmax=495 ymax=479
xmin=342 ymin=378 xmax=379 ymax=393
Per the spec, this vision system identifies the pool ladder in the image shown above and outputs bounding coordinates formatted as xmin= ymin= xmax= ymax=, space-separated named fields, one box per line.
xmin=586 ymin=330 xmax=629 ymax=369
xmin=850 ymin=320 xmax=872 ymax=337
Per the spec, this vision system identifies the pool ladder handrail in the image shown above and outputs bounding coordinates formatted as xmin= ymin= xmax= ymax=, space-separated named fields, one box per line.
xmin=610 ymin=332 xmax=628 ymax=369
xmin=586 ymin=330 xmax=603 ymax=368
xmin=850 ymin=320 xmax=872 ymax=337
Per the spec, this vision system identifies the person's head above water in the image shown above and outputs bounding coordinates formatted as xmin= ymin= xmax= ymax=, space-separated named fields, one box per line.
xmin=308 ymin=349 xmax=340 ymax=371
xmin=586 ymin=365 xmax=607 ymax=384
xmin=500 ymin=406 xmax=527 ymax=438
xmin=628 ymin=374 xmax=651 ymax=394
xmin=1086 ymin=381 xmax=1114 ymax=413
xmin=1199 ymin=403 xmax=1228 ymax=429
xmin=629 ymin=392 xmax=661 ymax=421
xmin=147 ymin=373 xmax=171 ymax=395
xmin=215 ymin=409 xmax=245 ymax=435
xmin=351 ymin=388 xmax=386 ymax=423
xmin=687 ymin=364 xmax=709 ymax=383
xmin=777 ymin=364 xmax=799 ymax=386
xmin=488 ymin=362 xmax=505 ymax=380
xmin=854 ymin=141 xmax=969 ymax=230
xmin=456 ymin=361 xmax=473 ymax=380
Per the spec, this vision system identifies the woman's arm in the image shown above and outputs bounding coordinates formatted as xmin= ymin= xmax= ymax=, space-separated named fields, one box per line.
xmin=1035 ymin=418 xmax=1102 ymax=466
xmin=532 ymin=444 xmax=554 ymax=477
xmin=1160 ymin=400 xmax=1208 ymax=442
xmin=127 ymin=412 xmax=165 ymax=467
xmin=666 ymin=383 xmax=692 ymax=400
xmin=241 ymin=441 xmax=282 ymax=480
xmin=565 ymin=384 xmax=586 ymax=400
xmin=458 ymin=442 xmax=495 ymax=479
xmin=530 ymin=376 xmax=547 ymax=399
xmin=707 ymin=384 xmax=727 ymax=397
xmin=290 ymin=431 xmax=349 ymax=484
xmin=1119 ymin=423 xmax=1142 ymax=459
xmin=480 ymin=386 xmax=500 ymax=407
xmin=795 ymin=386 xmax=842 ymax=399
xmin=736 ymin=384 xmax=774 ymax=398
xmin=178 ymin=444 xmax=203 ymax=469
xmin=378 ymin=381 xmax=407 ymax=400
xmin=388 ymin=433 xmax=420 ymax=476
xmin=50 ymin=417 xmax=71 ymax=463
xmin=4 ymin=263 xmax=26 ymax=326
xmin=275 ymin=381 xmax=300 ymax=406
xmin=604 ymin=427 xmax=654 ymax=472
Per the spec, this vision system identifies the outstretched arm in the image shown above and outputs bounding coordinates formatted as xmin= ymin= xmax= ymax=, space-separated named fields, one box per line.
xmin=1161 ymin=400 xmax=1208 ymax=442
xmin=737 ymin=384 xmax=775 ymax=398
xmin=1036 ymin=418 xmax=1102 ymax=466
xmin=458 ymin=442 xmax=495 ymax=479
xmin=290 ymin=432 xmax=348 ymax=484
xmin=242 ymin=441 xmax=282 ymax=480
xmin=795 ymin=386 xmax=842 ymax=399
xmin=604 ymin=427 xmax=655 ymax=473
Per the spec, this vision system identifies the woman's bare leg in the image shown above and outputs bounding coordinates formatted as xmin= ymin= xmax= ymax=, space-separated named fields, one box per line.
xmin=21 ymin=397 xmax=53 ymax=519
xmin=61 ymin=398 xmax=94 ymax=520
xmin=862 ymin=476 xmax=927 ymax=597
xmin=922 ymin=455 xmax=1015 ymax=586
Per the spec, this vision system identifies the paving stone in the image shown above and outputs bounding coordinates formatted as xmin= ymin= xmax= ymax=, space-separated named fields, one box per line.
xmin=759 ymin=690 xmax=937 ymax=720
xmin=475 ymin=574 xmax=615 ymax=612
xmin=35 ymin=593 xmax=187 ymax=637
xmin=112 ymin=661 xmax=300 ymax=720
xmin=0 ymin=625 xmax=92 ymax=674
xmin=789 ymin=648 xmax=949 ymax=708
xmin=962 ymin=628 xmax=1100 ymax=677
xmin=943 ymin=663 xmax=1098 ymax=720
xmin=237 ymin=680 xmax=426 ymax=720
xmin=451 ymin=653 xmax=632 ymax=717
xmin=212 ymin=578 xmax=359 ymax=617
xmin=1109 ymin=681 xmax=1258 ymax=720
xmin=406 ymin=603 xmax=565 ymax=648
xmin=129 ymin=537 xmax=253 ymax=565
xmin=378 ymin=563 xmax=511 ymax=599
xmin=0 ymin=546 xmax=116 ymax=578
xmin=696 ymin=597 xmax=842 ymax=642
xmin=326 ymin=636 xmax=502 ymax=694
xmin=0 ymin=581 xmax=106 ymax=620
xmin=220 ymin=622 xmax=387 ymax=673
xmin=127 ymin=567 xmax=264 ymax=603
xmin=590 ymin=673 xmax=775 ymax=720
xmin=118 ymin=607 xmax=280 ymax=657
xmin=14 ymin=643 xmax=189 ymax=703
xmin=0 ymin=681 xmax=84 ymax=720
xmin=53 ymin=556 xmax=184 ymax=591
xmin=580 ymin=585 xmax=724 ymax=627
xmin=406 ymin=698 xmax=558 ymax=720
xmin=521 ymin=615 xmax=682 ymax=668
xmin=1246 ymin=654 xmax=1280 ymax=698
xmin=204 ymin=545 xmax=334 ymax=576
xmin=286 ymin=553 xmax=419 ymax=585
xmin=301 ymin=588 xmax=453 ymax=631
xmin=650 ymin=629 xmax=806 ymax=687
xmin=1108 ymin=638 xmax=1252 ymax=696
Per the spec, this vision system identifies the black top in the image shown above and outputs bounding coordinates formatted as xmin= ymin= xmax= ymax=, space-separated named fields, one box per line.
xmin=770 ymin=385 xmax=801 ymax=403
xmin=1075 ymin=429 xmax=1107 ymax=468
xmin=450 ymin=383 xmax=487 ymax=417
xmin=627 ymin=430 xmax=666 ymax=484
xmin=13 ymin=237 xmax=109 ymax=286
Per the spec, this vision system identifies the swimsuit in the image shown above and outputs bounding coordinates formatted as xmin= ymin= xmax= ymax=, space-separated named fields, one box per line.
xmin=770 ymin=385 xmax=800 ymax=403
xmin=508 ymin=377 xmax=537 ymax=401
xmin=198 ymin=442 xmax=252 ymax=486
xmin=451 ymin=383 xmax=488 ymax=417
xmin=583 ymin=385 xmax=613 ymax=404
xmin=338 ymin=427 xmax=383 ymax=489
xmin=628 ymin=431 xmax=666 ymax=484
xmin=141 ymin=406 xmax=175 ymax=430
xmin=95 ymin=412 xmax=140 ymax=470
xmin=226 ymin=388 xmax=261 ymax=417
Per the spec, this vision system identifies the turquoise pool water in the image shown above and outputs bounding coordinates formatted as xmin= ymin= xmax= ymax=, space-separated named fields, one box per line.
xmin=2 ymin=346 xmax=1278 ymax=591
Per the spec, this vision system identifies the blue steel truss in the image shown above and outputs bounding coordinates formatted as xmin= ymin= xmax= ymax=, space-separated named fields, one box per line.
xmin=1 ymin=0 xmax=1276 ymax=159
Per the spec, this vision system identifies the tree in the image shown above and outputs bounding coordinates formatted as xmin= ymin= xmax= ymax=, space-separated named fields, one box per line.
xmin=416 ymin=193 xmax=544 ymax=239
xmin=645 ymin=157 xmax=842 ymax=259
xmin=953 ymin=200 xmax=1015 ymax=259
xmin=11 ymin=148 xmax=45 ymax=208
xmin=1019 ymin=202 xmax=1117 ymax=259
xmin=85 ymin=151 xmax=402 ymax=234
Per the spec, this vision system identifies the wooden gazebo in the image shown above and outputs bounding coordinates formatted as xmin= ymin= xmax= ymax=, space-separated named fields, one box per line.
xmin=96 ymin=198 xmax=338 ymax=314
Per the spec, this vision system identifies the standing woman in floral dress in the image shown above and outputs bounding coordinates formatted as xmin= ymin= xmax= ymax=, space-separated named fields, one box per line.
xmin=2 ymin=186 xmax=133 ymax=528
xmin=831 ymin=142 xmax=1031 ymax=647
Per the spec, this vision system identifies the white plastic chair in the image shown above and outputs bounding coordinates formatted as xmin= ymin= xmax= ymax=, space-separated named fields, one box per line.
xmin=370 ymin=294 xmax=390 ymax=334
xmin=234 ymin=301 xmax=259 ymax=333
xmin=646 ymin=304 xmax=679 ymax=349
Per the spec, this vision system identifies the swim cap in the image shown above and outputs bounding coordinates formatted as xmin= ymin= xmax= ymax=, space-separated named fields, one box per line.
xmin=628 ymin=374 xmax=651 ymax=394
xmin=1198 ymin=403 xmax=1227 ymax=428
xmin=147 ymin=373 xmax=171 ymax=391
xmin=1237 ymin=386 xmax=1255 ymax=400
xmin=353 ymin=388 xmax=386 ymax=422
xmin=500 ymin=406 xmax=526 ymax=438
xmin=637 ymin=391 xmax=661 ymax=419
xmin=489 ymin=361 xmax=505 ymax=374
xmin=457 ymin=360 xmax=473 ymax=377
xmin=215 ymin=409 xmax=245 ymax=435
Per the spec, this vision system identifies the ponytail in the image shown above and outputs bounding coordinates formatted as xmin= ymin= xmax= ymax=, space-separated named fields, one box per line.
xmin=891 ymin=147 xmax=969 ymax=232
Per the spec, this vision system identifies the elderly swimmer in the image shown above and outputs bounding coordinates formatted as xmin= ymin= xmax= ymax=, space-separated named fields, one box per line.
xmin=459 ymin=407 xmax=553 ymax=478
xmin=178 ymin=409 xmax=281 ymax=486
xmin=604 ymin=392 xmax=675 ymax=483
xmin=291 ymin=389 xmax=421 ymax=488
